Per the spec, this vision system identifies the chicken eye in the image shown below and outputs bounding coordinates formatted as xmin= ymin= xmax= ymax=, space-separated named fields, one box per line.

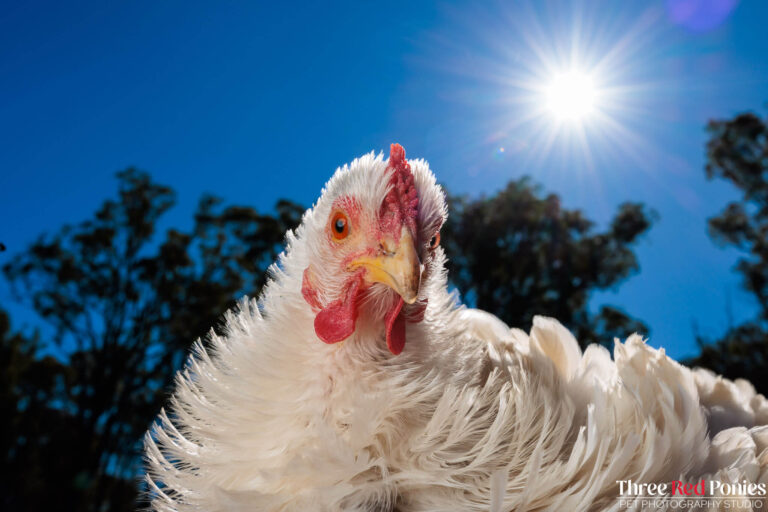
xmin=428 ymin=232 xmax=440 ymax=250
xmin=331 ymin=212 xmax=349 ymax=240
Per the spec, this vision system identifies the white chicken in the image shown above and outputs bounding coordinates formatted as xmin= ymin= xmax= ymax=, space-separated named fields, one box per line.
xmin=145 ymin=144 xmax=768 ymax=512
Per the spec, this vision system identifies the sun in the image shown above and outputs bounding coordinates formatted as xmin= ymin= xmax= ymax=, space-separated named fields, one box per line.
xmin=419 ymin=0 xmax=661 ymax=172
xmin=544 ymin=70 xmax=598 ymax=122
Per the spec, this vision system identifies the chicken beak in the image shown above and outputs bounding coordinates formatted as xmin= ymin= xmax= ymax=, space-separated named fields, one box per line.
xmin=349 ymin=226 xmax=422 ymax=304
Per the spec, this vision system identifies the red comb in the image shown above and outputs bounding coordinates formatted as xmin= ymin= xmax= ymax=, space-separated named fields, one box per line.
xmin=381 ymin=144 xmax=418 ymax=234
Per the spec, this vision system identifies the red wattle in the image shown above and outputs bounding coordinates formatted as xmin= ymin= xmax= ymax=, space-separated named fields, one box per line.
xmin=314 ymin=277 xmax=361 ymax=344
xmin=385 ymin=297 xmax=406 ymax=355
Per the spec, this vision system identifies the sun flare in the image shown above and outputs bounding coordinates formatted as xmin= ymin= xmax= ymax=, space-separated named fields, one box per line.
xmin=424 ymin=0 xmax=662 ymax=173
xmin=544 ymin=70 xmax=597 ymax=122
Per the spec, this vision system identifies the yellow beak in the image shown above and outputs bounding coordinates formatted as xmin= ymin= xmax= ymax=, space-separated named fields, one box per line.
xmin=348 ymin=225 xmax=422 ymax=304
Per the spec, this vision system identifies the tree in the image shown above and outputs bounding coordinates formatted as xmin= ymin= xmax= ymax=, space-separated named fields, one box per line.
xmin=0 ymin=308 xmax=79 ymax=511
xmin=442 ymin=178 xmax=654 ymax=347
xmin=686 ymin=112 xmax=768 ymax=395
xmin=2 ymin=169 xmax=303 ymax=511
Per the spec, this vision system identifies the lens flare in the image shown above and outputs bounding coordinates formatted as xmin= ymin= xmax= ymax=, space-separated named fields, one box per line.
xmin=416 ymin=0 xmax=669 ymax=179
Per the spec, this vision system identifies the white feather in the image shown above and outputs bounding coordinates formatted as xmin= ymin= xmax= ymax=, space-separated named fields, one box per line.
xmin=145 ymin=149 xmax=768 ymax=512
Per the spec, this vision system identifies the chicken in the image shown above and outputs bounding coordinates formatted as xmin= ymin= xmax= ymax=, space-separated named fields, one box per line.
xmin=145 ymin=144 xmax=768 ymax=512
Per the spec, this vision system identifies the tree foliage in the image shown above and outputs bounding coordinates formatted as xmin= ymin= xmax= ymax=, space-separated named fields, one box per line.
xmin=1 ymin=169 xmax=303 ymax=511
xmin=0 ymin=310 xmax=75 ymax=511
xmin=442 ymin=178 xmax=653 ymax=347
xmin=686 ymin=112 xmax=768 ymax=395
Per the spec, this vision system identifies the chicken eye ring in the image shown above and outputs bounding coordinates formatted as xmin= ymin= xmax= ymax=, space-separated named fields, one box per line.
xmin=428 ymin=231 xmax=440 ymax=250
xmin=330 ymin=211 xmax=350 ymax=240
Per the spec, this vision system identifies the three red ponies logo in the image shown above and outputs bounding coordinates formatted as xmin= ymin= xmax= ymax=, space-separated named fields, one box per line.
xmin=616 ymin=479 xmax=766 ymax=509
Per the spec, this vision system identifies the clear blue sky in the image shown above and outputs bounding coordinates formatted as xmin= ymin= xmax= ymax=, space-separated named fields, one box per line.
xmin=2 ymin=0 xmax=767 ymax=359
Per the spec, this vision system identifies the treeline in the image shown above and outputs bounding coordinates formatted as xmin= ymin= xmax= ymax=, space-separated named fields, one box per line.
xmin=1 ymin=111 xmax=767 ymax=511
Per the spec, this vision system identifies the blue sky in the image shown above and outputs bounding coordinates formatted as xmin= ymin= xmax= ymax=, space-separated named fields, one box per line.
xmin=2 ymin=0 xmax=767 ymax=359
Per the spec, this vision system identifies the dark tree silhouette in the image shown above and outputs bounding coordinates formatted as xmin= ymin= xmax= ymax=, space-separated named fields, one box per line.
xmin=686 ymin=112 xmax=768 ymax=395
xmin=0 ymin=308 xmax=77 ymax=511
xmin=2 ymin=169 xmax=303 ymax=511
xmin=442 ymin=178 xmax=654 ymax=347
